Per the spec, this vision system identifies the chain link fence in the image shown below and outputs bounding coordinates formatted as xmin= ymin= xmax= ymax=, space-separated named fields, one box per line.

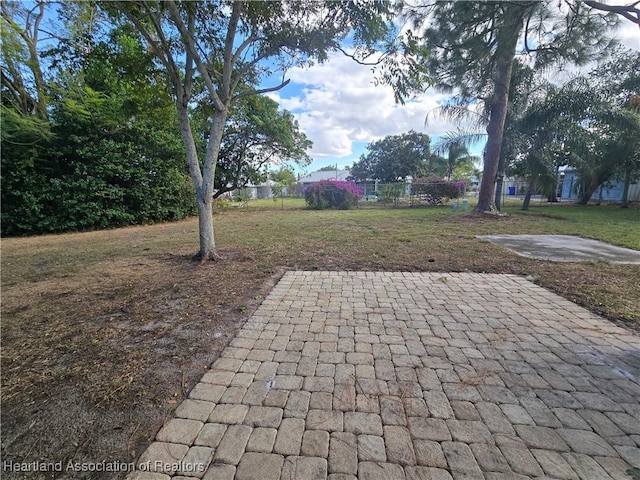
xmin=353 ymin=181 xmax=469 ymax=207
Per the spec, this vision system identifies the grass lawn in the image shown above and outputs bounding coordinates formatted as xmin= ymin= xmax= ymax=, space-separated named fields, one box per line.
xmin=1 ymin=199 xmax=638 ymax=477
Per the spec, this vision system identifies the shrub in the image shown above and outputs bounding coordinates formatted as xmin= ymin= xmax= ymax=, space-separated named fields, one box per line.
xmin=412 ymin=177 xmax=467 ymax=201
xmin=305 ymin=180 xmax=363 ymax=210
xmin=376 ymin=184 xmax=404 ymax=203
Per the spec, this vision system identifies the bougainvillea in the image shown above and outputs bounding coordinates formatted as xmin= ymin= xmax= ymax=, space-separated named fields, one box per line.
xmin=304 ymin=180 xmax=364 ymax=209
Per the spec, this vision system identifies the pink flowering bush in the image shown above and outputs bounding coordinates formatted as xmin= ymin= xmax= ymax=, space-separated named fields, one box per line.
xmin=305 ymin=180 xmax=363 ymax=209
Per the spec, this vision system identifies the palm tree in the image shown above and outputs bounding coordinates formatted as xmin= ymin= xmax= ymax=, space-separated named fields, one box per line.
xmin=512 ymin=52 xmax=640 ymax=207
xmin=442 ymin=142 xmax=478 ymax=181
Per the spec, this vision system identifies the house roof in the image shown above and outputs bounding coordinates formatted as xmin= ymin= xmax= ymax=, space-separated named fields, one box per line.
xmin=298 ymin=169 xmax=351 ymax=184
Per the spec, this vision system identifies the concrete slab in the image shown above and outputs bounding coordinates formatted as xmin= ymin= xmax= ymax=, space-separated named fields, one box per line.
xmin=479 ymin=234 xmax=640 ymax=264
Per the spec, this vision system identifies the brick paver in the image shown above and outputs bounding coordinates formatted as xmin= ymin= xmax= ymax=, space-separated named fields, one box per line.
xmin=129 ymin=272 xmax=640 ymax=479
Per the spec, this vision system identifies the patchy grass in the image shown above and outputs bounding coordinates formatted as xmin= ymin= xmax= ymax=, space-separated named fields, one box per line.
xmin=1 ymin=201 xmax=638 ymax=478
xmin=504 ymin=203 xmax=640 ymax=249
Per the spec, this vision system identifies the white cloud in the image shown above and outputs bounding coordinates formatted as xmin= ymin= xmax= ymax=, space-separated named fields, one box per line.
xmin=269 ymin=53 xmax=466 ymax=159
xmin=614 ymin=19 xmax=640 ymax=51
xmin=269 ymin=18 xmax=637 ymax=163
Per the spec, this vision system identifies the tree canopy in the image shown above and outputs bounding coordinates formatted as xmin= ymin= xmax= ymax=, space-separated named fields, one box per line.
xmin=402 ymin=0 xmax=619 ymax=212
xmin=350 ymin=130 xmax=432 ymax=182
xmin=1 ymin=1 xmax=323 ymax=236
xmin=114 ymin=0 xmax=395 ymax=260
xmin=488 ymin=49 xmax=640 ymax=209
xmin=192 ymin=93 xmax=312 ymax=199
xmin=1 ymin=8 xmax=195 ymax=235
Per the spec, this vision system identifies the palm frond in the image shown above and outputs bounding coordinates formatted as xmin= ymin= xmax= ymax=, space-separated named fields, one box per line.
xmin=432 ymin=129 xmax=487 ymax=156
xmin=425 ymin=96 xmax=488 ymax=131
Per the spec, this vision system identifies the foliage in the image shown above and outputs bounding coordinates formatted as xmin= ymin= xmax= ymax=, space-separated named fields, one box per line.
xmin=270 ymin=167 xmax=297 ymax=197
xmin=304 ymin=180 xmax=363 ymax=210
xmin=375 ymin=183 xmax=405 ymax=204
xmin=401 ymin=1 xmax=619 ymax=212
xmin=508 ymin=50 xmax=640 ymax=206
xmin=350 ymin=130 xmax=432 ymax=182
xmin=1 ymin=20 xmax=196 ymax=235
xmin=431 ymin=141 xmax=480 ymax=181
xmin=1 ymin=1 xmax=49 ymax=119
xmin=115 ymin=0 xmax=395 ymax=259
xmin=582 ymin=2 xmax=640 ymax=27
xmin=412 ymin=177 xmax=467 ymax=201
xmin=233 ymin=188 xmax=253 ymax=203
xmin=192 ymin=93 xmax=312 ymax=199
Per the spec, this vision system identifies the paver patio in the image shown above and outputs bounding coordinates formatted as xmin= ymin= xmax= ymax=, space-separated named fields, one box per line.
xmin=128 ymin=271 xmax=640 ymax=480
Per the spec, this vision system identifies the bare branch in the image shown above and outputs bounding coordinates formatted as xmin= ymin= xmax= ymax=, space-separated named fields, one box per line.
xmin=233 ymin=79 xmax=291 ymax=102
xmin=183 ymin=7 xmax=195 ymax=108
xmin=222 ymin=2 xmax=241 ymax=100
xmin=335 ymin=45 xmax=385 ymax=66
xmin=232 ymin=34 xmax=259 ymax=66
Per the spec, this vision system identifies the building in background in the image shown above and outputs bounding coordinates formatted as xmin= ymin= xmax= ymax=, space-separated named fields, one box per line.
xmin=558 ymin=167 xmax=640 ymax=203
xmin=298 ymin=169 xmax=351 ymax=190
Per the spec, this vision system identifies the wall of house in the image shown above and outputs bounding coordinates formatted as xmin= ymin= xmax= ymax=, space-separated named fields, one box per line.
xmin=559 ymin=172 xmax=640 ymax=202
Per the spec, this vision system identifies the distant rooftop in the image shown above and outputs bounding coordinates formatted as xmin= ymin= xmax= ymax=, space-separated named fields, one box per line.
xmin=298 ymin=169 xmax=351 ymax=184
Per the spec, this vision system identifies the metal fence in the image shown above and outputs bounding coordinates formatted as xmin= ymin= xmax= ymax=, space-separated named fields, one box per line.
xmin=355 ymin=182 xmax=465 ymax=207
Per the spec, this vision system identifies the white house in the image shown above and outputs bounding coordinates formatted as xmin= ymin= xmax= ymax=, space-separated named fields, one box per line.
xmin=298 ymin=169 xmax=351 ymax=188
xmin=231 ymin=179 xmax=276 ymax=200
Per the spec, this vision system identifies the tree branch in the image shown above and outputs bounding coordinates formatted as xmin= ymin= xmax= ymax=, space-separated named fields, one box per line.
xmin=335 ymin=45 xmax=385 ymax=66
xmin=222 ymin=1 xmax=241 ymax=100
xmin=165 ymin=0 xmax=225 ymax=111
xmin=183 ymin=6 xmax=195 ymax=109
xmin=233 ymin=79 xmax=291 ymax=102
xmin=232 ymin=34 xmax=260 ymax=66
xmin=582 ymin=0 xmax=640 ymax=26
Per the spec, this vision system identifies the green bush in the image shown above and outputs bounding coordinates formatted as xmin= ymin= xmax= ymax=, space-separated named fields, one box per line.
xmin=304 ymin=180 xmax=363 ymax=210
xmin=376 ymin=184 xmax=404 ymax=203
xmin=412 ymin=177 xmax=467 ymax=200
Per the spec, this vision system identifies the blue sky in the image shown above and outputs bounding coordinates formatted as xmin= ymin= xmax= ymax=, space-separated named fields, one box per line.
xmin=264 ymin=18 xmax=639 ymax=175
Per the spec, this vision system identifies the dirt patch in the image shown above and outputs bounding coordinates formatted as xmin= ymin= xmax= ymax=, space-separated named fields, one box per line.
xmin=1 ymin=246 xmax=282 ymax=479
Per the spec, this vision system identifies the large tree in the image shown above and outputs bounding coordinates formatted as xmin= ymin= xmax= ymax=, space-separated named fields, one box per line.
xmin=191 ymin=93 xmax=312 ymax=199
xmin=403 ymin=1 xmax=619 ymax=213
xmin=506 ymin=50 xmax=640 ymax=208
xmin=350 ymin=130 xmax=432 ymax=182
xmin=115 ymin=0 xmax=393 ymax=260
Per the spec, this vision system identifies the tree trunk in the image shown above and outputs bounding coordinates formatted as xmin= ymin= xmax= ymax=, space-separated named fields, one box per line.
xmin=547 ymin=172 xmax=558 ymax=202
xmin=576 ymin=181 xmax=599 ymax=205
xmin=621 ymin=169 xmax=631 ymax=208
xmin=494 ymin=161 xmax=505 ymax=211
xmin=521 ymin=178 xmax=535 ymax=211
xmin=176 ymin=103 xmax=228 ymax=260
xmin=196 ymin=192 xmax=216 ymax=260
xmin=475 ymin=10 xmax=525 ymax=213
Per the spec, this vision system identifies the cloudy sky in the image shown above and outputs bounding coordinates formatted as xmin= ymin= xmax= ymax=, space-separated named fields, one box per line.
xmin=266 ymin=16 xmax=639 ymax=173
xmin=266 ymin=53 xmax=466 ymax=173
